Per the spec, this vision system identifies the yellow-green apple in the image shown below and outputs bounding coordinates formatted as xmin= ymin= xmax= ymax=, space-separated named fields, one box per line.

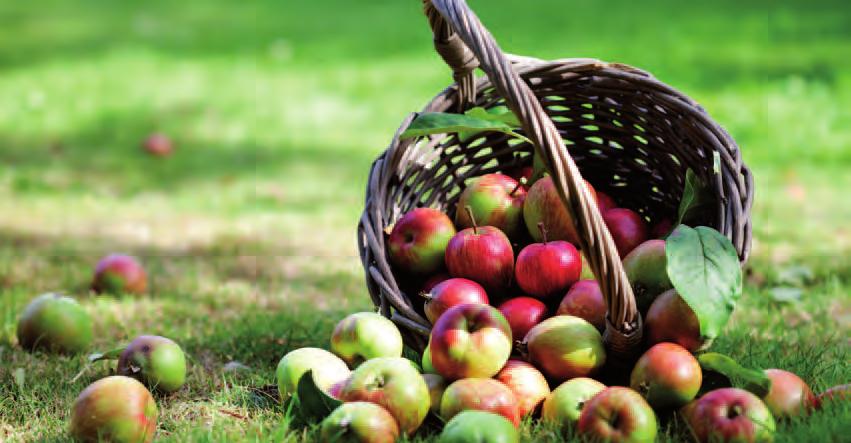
xmin=455 ymin=173 xmax=527 ymax=239
xmin=497 ymin=296 xmax=548 ymax=341
xmin=816 ymin=384 xmax=849 ymax=408
xmin=623 ymin=239 xmax=673 ymax=314
xmin=523 ymin=176 xmax=597 ymax=245
xmin=438 ymin=410 xmax=519 ymax=443
xmin=542 ymin=377 xmax=606 ymax=425
xmin=440 ymin=378 xmax=520 ymax=427
xmin=445 ymin=213 xmax=514 ymax=294
xmin=17 ymin=293 xmax=93 ymax=354
xmin=422 ymin=342 xmax=435 ymax=373
xmin=680 ymin=387 xmax=776 ymax=443
xmin=424 ymin=278 xmax=489 ymax=325
xmin=91 ymin=254 xmax=147 ymax=294
xmin=70 ymin=376 xmax=157 ymax=443
xmin=338 ymin=357 xmax=430 ymax=435
xmin=142 ymin=133 xmax=173 ymax=157
xmin=423 ymin=373 xmax=447 ymax=414
xmin=495 ymin=359 xmax=550 ymax=416
xmin=276 ymin=347 xmax=350 ymax=401
xmin=117 ymin=335 xmax=186 ymax=393
xmin=330 ymin=312 xmax=403 ymax=367
xmin=630 ymin=342 xmax=701 ymax=409
xmin=430 ymin=304 xmax=512 ymax=379
xmin=596 ymin=191 xmax=616 ymax=213
xmin=603 ymin=208 xmax=648 ymax=258
xmin=319 ymin=402 xmax=400 ymax=443
xmin=515 ymin=223 xmax=582 ymax=298
xmin=644 ymin=289 xmax=706 ymax=352
xmin=556 ymin=279 xmax=607 ymax=332
xmin=522 ymin=315 xmax=605 ymax=382
xmin=762 ymin=369 xmax=816 ymax=419
xmin=578 ymin=387 xmax=657 ymax=443
xmin=388 ymin=208 xmax=456 ymax=275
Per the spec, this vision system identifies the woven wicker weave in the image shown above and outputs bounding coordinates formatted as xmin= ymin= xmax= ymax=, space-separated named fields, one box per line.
xmin=357 ymin=0 xmax=753 ymax=361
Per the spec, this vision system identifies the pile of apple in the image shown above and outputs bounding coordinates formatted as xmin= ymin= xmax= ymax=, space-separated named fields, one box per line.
xmin=277 ymin=170 xmax=834 ymax=443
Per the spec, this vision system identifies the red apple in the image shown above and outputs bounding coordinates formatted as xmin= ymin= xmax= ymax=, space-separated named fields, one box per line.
xmin=423 ymin=278 xmax=489 ymax=325
xmin=523 ymin=315 xmax=606 ymax=382
xmin=630 ymin=343 xmax=702 ymax=409
xmin=644 ymin=289 xmax=706 ymax=352
xmin=440 ymin=378 xmax=520 ymax=427
xmin=603 ymin=208 xmax=648 ymax=258
xmin=681 ymin=387 xmax=776 ymax=443
xmin=388 ymin=208 xmax=456 ymax=275
xmin=762 ymin=369 xmax=816 ymax=419
xmin=319 ymin=402 xmax=400 ymax=443
xmin=514 ymin=223 xmax=582 ymax=298
xmin=523 ymin=176 xmax=596 ymax=245
xmin=578 ymin=387 xmax=657 ymax=443
xmin=445 ymin=212 xmax=514 ymax=294
xmin=622 ymin=239 xmax=673 ymax=314
xmin=596 ymin=191 xmax=616 ymax=213
xmin=497 ymin=296 xmax=548 ymax=341
xmin=495 ymin=359 xmax=550 ymax=417
xmin=70 ymin=376 xmax=158 ymax=443
xmin=651 ymin=218 xmax=673 ymax=239
xmin=817 ymin=384 xmax=850 ymax=407
xmin=556 ymin=279 xmax=607 ymax=332
xmin=542 ymin=377 xmax=606 ymax=425
xmin=91 ymin=254 xmax=147 ymax=295
xmin=142 ymin=133 xmax=173 ymax=157
xmin=339 ymin=357 xmax=430 ymax=435
xmin=430 ymin=304 xmax=512 ymax=380
xmin=455 ymin=173 xmax=527 ymax=239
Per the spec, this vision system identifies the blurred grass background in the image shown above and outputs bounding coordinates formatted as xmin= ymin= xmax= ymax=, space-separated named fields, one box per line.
xmin=0 ymin=0 xmax=849 ymax=441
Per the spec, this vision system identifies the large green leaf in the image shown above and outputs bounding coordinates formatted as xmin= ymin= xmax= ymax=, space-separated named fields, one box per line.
xmin=400 ymin=111 xmax=530 ymax=144
xmin=698 ymin=353 xmax=772 ymax=397
xmin=665 ymin=225 xmax=742 ymax=340
xmin=674 ymin=169 xmax=712 ymax=228
xmin=295 ymin=369 xmax=343 ymax=422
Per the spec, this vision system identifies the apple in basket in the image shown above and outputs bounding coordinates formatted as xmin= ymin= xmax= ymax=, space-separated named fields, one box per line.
xmin=494 ymin=359 xmax=550 ymax=417
xmin=596 ymin=190 xmax=616 ymax=213
xmin=330 ymin=312 xmax=404 ymax=366
xmin=439 ymin=378 xmax=520 ymax=427
xmin=16 ymin=293 xmax=93 ymax=354
xmin=388 ymin=207 xmax=456 ymax=275
xmin=497 ymin=296 xmax=548 ymax=341
xmin=430 ymin=304 xmax=512 ymax=380
xmin=630 ymin=342 xmax=702 ymax=409
xmin=556 ymin=279 xmax=607 ymax=332
xmin=444 ymin=208 xmax=514 ymax=294
xmin=423 ymin=278 xmax=489 ymax=325
xmin=514 ymin=222 xmax=582 ymax=298
xmin=578 ymin=387 xmax=657 ymax=443
xmin=319 ymin=402 xmax=400 ymax=443
xmin=454 ymin=173 xmax=527 ymax=239
xmin=422 ymin=373 xmax=447 ymax=415
xmin=523 ymin=176 xmax=597 ymax=245
xmin=680 ymin=387 xmax=776 ymax=443
xmin=603 ymin=208 xmax=648 ymax=258
xmin=622 ymin=239 xmax=673 ymax=314
xmin=522 ymin=315 xmax=606 ymax=382
xmin=644 ymin=289 xmax=706 ymax=352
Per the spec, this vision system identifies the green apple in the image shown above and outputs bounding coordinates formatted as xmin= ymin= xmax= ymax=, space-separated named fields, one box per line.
xmin=70 ymin=376 xmax=157 ymax=443
xmin=330 ymin=312 xmax=403 ymax=367
xmin=117 ymin=335 xmax=186 ymax=393
xmin=623 ymin=239 xmax=672 ymax=313
xmin=17 ymin=293 xmax=93 ymax=354
xmin=319 ymin=402 xmax=400 ymax=443
xmin=438 ymin=410 xmax=519 ymax=443
xmin=422 ymin=341 xmax=435 ymax=373
xmin=339 ymin=357 xmax=430 ymax=435
xmin=542 ymin=377 xmax=606 ymax=425
xmin=276 ymin=347 xmax=350 ymax=401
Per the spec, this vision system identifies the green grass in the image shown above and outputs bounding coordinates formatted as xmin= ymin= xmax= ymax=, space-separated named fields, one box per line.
xmin=0 ymin=0 xmax=849 ymax=441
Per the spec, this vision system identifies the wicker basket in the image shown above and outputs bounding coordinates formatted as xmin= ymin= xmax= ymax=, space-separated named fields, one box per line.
xmin=357 ymin=0 xmax=753 ymax=363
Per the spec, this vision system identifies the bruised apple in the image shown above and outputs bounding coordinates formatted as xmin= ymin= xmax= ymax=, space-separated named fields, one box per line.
xmin=117 ymin=335 xmax=186 ymax=393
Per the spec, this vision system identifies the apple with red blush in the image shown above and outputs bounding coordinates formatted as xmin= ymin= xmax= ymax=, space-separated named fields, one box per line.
xmin=494 ymin=359 xmax=550 ymax=417
xmin=388 ymin=208 xmax=456 ymax=275
xmin=497 ymin=296 xmax=548 ymax=341
xmin=445 ymin=207 xmax=514 ymax=294
xmin=430 ymin=304 xmax=512 ymax=380
xmin=523 ymin=176 xmax=597 ymax=245
xmin=762 ymin=369 xmax=816 ymax=419
xmin=644 ymin=289 xmax=706 ymax=352
xmin=514 ymin=223 xmax=582 ymax=299
xmin=556 ymin=279 xmax=607 ymax=332
xmin=630 ymin=342 xmax=702 ymax=409
xmin=680 ymin=387 xmax=776 ymax=443
xmin=577 ymin=387 xmax=657 ymax=443
xmin=423 ymin=278 xmax=488 ymax=325
xmin=440 ymin=378 xmax=520 ymax=427
xmin=603 ymin=208 xmax=648 ymax=257
xmin=455 ymin=173 xmax=526 ymax=239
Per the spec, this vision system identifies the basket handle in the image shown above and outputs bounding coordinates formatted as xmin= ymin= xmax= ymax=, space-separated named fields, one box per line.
xmin=423 ymin=0 xmax=642 ymax=360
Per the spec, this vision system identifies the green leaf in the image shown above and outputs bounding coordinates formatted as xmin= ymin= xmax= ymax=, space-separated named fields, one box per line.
xmin=666 ymin=225 xmax=742 ymax=340
xmin=464 ymin=106 xmax=521 ymax=126
xmin=698 ymin=353 xmax=772 ymax=397
xmin=400 ymin=111 xmax=530 ymax=144
xmin=674 ymin=169 xmax=712 ymax=227
xmin=295 ymin=369 xmax=343 ymax=422
xmin=88 ymin=346 xmax=126 ymax=363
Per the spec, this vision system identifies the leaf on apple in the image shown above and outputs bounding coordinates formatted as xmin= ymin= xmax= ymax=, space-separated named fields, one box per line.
xmin=673 ymin=169 xmax=713 ymax=229
xmin=87 ymin=346 xmax=126 ymax=363
xmin=400 ymin=111 xmax=530 ymax=144
xmin=295 ymin=369 xmax=343 ymax=421
xmin=665 ymin=225 xmax=742 ymax=341
xmin=697 ymin=353 xmax=771 ymax=397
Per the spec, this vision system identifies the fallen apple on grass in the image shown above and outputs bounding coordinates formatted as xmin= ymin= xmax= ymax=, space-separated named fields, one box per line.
xmin=622 ymin=239 xmax=672 ymax=314
xmin=497 ymin=296 xmax=548 ymax=341
xmin=603 ymin=208 xmax=648 ymax=258
xmin=556 ymin=279 xmax=607 ymax=332
xmin=430 ymin=303 xmax=512 ymax=379
xmin=117 ymin=335 xmax=187 ymax=393
xmin=338 ymin=357 xmax=430 ymax=435
xmin=495 ymin=359 xmax=550 ymax=417
xmin=142 ymin=133 xmax=173 ymax=157
xmin=388 ymin=208 xmax=456 ymax=275
xmin=445 ymin=208 xmax=514 ymax=294
xmin=578 ymin=387 xmax=657 ymax=443
xmin=644 ymin=289 xmax=706 ymax=352
xmin=762 ymin=368 xmax=816 ymax=419
xmin=423 ymin=278 xmax=489 ymax=325
xmin=514 ymin=222 xmax=582 ymax=298
xmin=330 ymin=312 xmax=404 ymax=367
xmin=17 ymin=293 xmax=93 ymax=354
xmin=91 ymin=254 xmax=148 ymax=295
xmin=438 ymin=410 xmax=519 ymax=443
xmin=630 ymin=342 xmax=701 ymax=409
xmin=70 ymin=376 xmax=157 ymax=443
xmin=454 ymin=173 xmax=526 ymax=239
xmin=319 ymin=401 xmax=400 ymax=443
xmin=542 ymin=377 xmax=606 ymax=425
xmin=276 ymin=347 xmax=350 ymax=402
xmin=680 ymin=387 xmax=776 ymax=443
xmin=522 ymin=315 xmax=606 ymax=382
xmin=440 ymin=378 xmax=520 ymax=427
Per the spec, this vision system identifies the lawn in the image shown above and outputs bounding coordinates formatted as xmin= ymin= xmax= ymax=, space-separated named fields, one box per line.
xmin=0 ymin=0 xmax=849 ymax=441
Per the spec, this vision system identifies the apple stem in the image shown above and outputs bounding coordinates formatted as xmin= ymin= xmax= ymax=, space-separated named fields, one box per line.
xmin=420 ymin=291 xmax=432 ymax=300
xmin=538 ymin=222 xmax=548 ymax=244
xmin=465 ymin=206 xmax=478 ymax=234
xmin=510 ymin=178 xmax=525 ymax=196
